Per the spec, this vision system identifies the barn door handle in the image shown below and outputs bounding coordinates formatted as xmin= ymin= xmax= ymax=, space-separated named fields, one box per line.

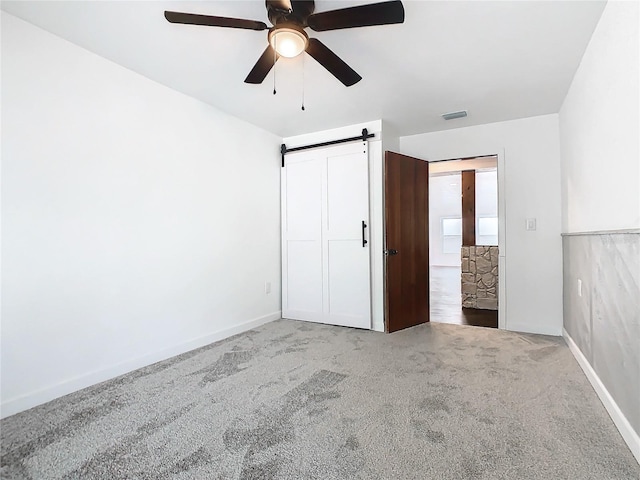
xmin=362 ymin=221 xmax=368 ymax=247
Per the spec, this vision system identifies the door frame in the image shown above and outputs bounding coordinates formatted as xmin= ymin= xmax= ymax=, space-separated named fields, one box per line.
xmin=414 ymin=150 xmax=507 ymax=330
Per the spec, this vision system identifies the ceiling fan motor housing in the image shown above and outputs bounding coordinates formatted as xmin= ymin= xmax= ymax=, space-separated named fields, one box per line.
xmin=267 ymin=0 xmax=316 ymax=27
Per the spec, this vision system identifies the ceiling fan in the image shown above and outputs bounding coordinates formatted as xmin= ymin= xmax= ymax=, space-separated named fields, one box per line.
xmin=164 ymin=0 xmax=405 ymax=87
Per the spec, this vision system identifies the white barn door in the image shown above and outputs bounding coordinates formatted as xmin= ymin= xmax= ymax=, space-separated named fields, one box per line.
xmin=282 ymin=141 xmax=371 ymax=329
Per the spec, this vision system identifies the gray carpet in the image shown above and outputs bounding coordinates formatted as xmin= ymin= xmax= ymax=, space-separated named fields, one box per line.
xmin=1 ymin=319 xmax=638 ymax=479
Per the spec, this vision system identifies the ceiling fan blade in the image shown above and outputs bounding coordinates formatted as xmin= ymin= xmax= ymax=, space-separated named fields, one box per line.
xmin=245 ymin=46 xmax=280 ymax=84
xmin=164 ymin=11 xmax=268 ymax=31
xmin=305 ymin=38 xmax=361 ymax=87
xmin=307 ymin=0 xmax=404 ymax=32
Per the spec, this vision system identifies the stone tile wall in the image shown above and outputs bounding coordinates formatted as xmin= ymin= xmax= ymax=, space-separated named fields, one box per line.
xmin=461 ymin=246 xmax=498 ymax=310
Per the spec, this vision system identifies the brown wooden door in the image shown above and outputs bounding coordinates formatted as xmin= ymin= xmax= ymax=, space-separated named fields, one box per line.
xmin=384 ymin=151 xmax=430 ymax=333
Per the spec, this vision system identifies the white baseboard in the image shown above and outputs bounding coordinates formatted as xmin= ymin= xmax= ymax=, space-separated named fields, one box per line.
xmin=506 ymin=322 xmax=563 ymax=337
xmin=0 ymin=311 xmax=281 ymax=419
xmin=563 ymin=328 xmax=640 ymax=464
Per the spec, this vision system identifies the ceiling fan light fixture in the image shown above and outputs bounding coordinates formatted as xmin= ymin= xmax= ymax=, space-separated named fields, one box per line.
xmin=269 ymin=26 xmax=308 ymax=58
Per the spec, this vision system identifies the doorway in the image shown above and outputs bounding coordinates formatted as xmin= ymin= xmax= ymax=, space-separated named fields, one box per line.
xmin=428 ymin=156 xmax=499 ymax=328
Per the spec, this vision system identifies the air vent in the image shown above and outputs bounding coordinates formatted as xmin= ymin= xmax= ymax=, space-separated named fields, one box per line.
xmin=442 ymin=110 xmax=468 ymax=120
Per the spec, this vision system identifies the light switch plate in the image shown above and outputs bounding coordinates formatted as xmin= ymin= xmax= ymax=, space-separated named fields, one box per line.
xmin=525 ymin=218 xmax=537 ymax=231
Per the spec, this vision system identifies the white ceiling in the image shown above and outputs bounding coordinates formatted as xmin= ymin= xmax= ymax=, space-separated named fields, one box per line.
xmin=1 ymin=0 xmax=606 ymax=138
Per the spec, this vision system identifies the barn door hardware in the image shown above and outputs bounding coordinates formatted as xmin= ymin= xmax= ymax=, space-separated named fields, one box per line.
xmin=280 ymin=128 xmax=374 ymax=167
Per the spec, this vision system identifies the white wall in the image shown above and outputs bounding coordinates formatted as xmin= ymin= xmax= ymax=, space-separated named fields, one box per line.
xmin=559 ymin=1 xmax=639 ymax=233
xmin=401 ymin=114 xmax=563 ymax=336
xmin=559 ymin=1 xmax=640 ymax=462
xmin=1 ymin=13 xmax=282 ymax=416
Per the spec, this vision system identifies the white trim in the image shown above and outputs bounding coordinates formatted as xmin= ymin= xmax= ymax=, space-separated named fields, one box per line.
xmin=369 ymin=140 xmax=385 ymax=333
xmin=563 ymin=328 xmax=640 ymax=464
xmin=496 ymin=149 xmax=507 ymax=331
xmin=0 ymin=312 xmax=281 ymax=419
xmin=508 ymin=322 xmax=562 ymax=337
xmin=561 ymin=229 xmax=640 ymax=236
xmin=498 ymin=256 xmax=507 ymax=330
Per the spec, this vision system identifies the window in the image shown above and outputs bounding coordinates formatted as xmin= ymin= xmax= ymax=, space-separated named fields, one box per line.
xmin=477 ymin=216 xmax=498 ymax=245
xmin=441 ymin=217 xmax=462 ymax=254
xmin=475 ymin=169 xmax=498 ymax=246
xmin=478 ymin=217 xmax=498 ymax=236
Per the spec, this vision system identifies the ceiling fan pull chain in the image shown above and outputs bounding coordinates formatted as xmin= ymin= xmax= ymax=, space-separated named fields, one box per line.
xmin=273 ymin=37 xmax=277 ymax=95
xmin=301 ymin=54 xmax=305 ymax=111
